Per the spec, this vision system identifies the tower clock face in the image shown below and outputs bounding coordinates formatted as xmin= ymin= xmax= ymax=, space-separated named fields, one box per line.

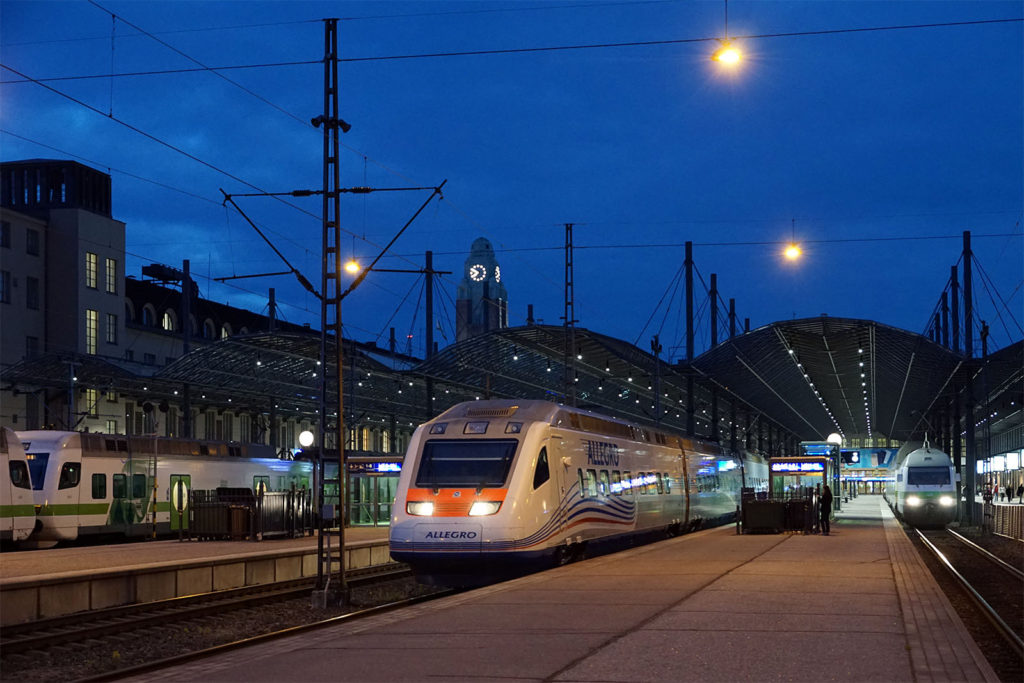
xmin=494 ymin=265 xmax=501 ymax=282
xmin=469 ymin=264 xmax=486 ymax=281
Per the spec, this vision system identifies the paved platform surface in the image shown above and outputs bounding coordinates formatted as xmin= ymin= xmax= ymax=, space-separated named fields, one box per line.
xmin=0 ymin=526 xmax=389 ymax=582
xmin=131 ymin=495 xmax=997 ymax=683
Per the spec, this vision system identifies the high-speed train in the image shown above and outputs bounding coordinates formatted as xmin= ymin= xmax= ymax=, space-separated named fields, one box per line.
xmin=17 ymin=430 xmax=315 ymax=548
xmin=1 ymin=427 xmax=35 ymax=543
xmin=884 ymin=440 xmax=958 ymax=528
xmin=389 ymin=399 xmax=768 ymax=585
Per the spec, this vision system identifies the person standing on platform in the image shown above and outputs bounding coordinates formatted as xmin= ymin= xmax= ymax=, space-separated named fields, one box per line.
xmin=1017 ymin=482 xmax=1023 ymax=504
xmin=820 ymin=484 xmax=833 ymax=535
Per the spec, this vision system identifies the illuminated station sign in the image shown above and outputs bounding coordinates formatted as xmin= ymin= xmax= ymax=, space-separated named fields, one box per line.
xmin=771 ymin=460 xmax=825 ymax=473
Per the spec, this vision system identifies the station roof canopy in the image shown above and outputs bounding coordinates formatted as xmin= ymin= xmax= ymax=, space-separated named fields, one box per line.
xmin=4 ymin=318 xmax=1018 ymax=449
xmin=689 ymin=316 xmax=1014 ymax=443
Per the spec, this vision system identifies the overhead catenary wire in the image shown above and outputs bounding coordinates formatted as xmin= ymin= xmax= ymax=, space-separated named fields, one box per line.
xmin=5 ymin=15 xmax=1019 ymax=82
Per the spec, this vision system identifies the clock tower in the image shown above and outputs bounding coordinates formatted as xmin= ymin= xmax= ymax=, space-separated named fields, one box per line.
xmin=456 ymin=237 xmax=508 ymax=341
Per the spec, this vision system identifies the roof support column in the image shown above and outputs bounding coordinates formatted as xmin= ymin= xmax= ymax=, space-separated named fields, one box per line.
xmin=685 ymin=242 xmax=695 ymax=437
xmin=962 ymin=230 xmax=976 ymax=525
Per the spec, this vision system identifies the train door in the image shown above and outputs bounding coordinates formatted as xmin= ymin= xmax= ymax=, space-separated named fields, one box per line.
xmin=170 ymin=474 xmax=191 ymax=531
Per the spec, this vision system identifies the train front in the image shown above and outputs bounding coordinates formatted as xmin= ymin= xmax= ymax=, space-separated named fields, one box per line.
xmin=900 ymin=447 xmax=958 ymax=528
xmin=390 ymin=401 xmax=550 ymax=585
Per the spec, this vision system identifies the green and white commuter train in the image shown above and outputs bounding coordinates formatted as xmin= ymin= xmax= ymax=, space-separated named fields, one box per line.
xmin=18 ymin=430 xmax=315 ymax=548
xmin=1 ymin=427 xmax=35 ymax=543
xmin=884 ymin=440 xmax=958 ymax=528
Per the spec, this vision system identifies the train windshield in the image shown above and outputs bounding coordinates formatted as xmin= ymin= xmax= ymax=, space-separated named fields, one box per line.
xmin=25 ymin=452 xmax=49 ymax=491
xmin=416 ymin=439 xmax=518 ymax=488
xmin=906 ymin=467 xmax=950 ymax=485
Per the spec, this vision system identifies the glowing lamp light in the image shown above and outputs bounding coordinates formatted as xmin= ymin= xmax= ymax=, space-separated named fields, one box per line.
xmin=298 ymin=430 xmax=314 ymax=447
xmin=711 ymin=42 xmax=742 ymax=65
xmin=344 ymin=260 xmax=361 ymax=274
xmin=784 ymin=244 xmax=802 ymax=260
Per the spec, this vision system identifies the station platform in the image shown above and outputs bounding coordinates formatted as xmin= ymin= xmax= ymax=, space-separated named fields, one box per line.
xmin=132 ymin=495 xmax=997 ymax=683
xmin=0 ymin=526 xmax=389 ymax=581
xmin=0 ymin=527 xmax=391 ymax=625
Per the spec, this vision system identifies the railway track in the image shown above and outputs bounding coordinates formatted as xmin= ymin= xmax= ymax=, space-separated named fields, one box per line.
xmin=0 ymin=564 xmax=412 ymax=658
xmin=78 ymin=588 xmax=457 ymax=682
xmin=914 ymin=528 xmax=1024 ymax=666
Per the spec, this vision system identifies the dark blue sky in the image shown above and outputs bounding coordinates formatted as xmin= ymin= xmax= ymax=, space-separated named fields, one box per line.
xmin=3 ymin=1 xmax=1021 ymax=360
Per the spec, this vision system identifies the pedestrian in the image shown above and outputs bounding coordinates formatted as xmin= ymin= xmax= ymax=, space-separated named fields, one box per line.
xmin=820 ymin=484 xmax=833 ymax=535
xmin=1017 ymin=483 xmax=1023 ymax=504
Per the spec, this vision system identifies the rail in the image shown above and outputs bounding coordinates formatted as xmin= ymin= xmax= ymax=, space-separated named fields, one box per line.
xmin=914 ymin=528 xmax=1024 ymax=659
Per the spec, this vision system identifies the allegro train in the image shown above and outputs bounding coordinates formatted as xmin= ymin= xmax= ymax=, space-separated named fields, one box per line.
xmin=389 ymin=399 xmax=767 ymax=585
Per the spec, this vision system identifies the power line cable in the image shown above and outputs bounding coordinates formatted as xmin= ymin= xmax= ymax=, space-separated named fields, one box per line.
xmin=6 ymin=17 xmax=1019 ymax=83
xmin=88 ymin=1 xmax=309 ymax=127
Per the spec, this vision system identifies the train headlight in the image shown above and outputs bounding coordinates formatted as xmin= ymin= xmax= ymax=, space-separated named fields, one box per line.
xmin=939 ymin=495 xmax=955 ymax=507
xmin=468 ymin=501 xmax=501 ymax=516
xmin=406 ymin=501 xmax=435 ymax=516
xmin=905 ymin=495 xmax=922 ymax=507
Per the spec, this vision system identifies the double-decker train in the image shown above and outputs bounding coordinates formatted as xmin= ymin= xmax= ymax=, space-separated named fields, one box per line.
xmin=389 ymin=399 xmax=768 ymax=585
xmin=1 ymin=427 xmax=35 ymax=543
xmin=883 ymin=440 xmax=958 ymax=528
xmin=17 ymin=430 xmax=315 ymax=548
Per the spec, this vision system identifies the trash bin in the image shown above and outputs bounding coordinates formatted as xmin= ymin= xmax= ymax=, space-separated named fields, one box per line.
xmin=229 ymin=505 xmax=249 ymax=540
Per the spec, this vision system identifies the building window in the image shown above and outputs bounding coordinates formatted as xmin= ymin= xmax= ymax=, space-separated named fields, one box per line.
xmin=0 ymin=270 xmax=10 ymax=303
xmin=26 ymin=336 xmax=39 ymax=359
xmin=125 ymin=349 xmax=134 ymax=361
xmin=0 ymin=221 xmax=9 ymax=248
xmin=143 ymin=352 xmax=156 ymax=365
xmin=85 ymin=252 xmax=98 ymax=289
xmin=106 ymin=390 xmax=117 ymax=402
xmin=26 ymin=229 xmax=39 ymax=256
xmin=26 ymin=276 xmax=39 ymax=310
xmin=105 ymin=257 xmax=117 ymax=293
xmin=142 ymin=305 xmax=155 ymax=326
xmin=162 ymin=310 xmax=176 ymax=332
xmin=85 ymin=388 xmax=99 ymax=417
xmin=86 ymin=309 xmax=98 ymax=354
xmin=106 ymin=313 xmax=117 ymax=344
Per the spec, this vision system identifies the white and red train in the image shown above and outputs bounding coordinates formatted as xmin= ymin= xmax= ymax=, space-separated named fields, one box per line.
xmin=389 ymin=399 xmax=767 ymax=585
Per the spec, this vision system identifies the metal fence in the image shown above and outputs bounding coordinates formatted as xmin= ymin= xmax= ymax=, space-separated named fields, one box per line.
xmin=973 ymin=501 xmax=1024 ymax=541
xmin=189 ymin=487 xmax=314 ymax=541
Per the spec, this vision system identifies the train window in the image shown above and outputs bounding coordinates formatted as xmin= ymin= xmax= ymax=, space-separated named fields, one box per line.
xmin=57 ymin=462 xmax=81 ymax=489
xmin=113 ymin=474 xmax=126 ymax=498
xmin=91 ymin=473 xmax=106 ymax=499
xmin=622 ymin=471 xmax=633 ymax=494
xmin=664 ymin=473 xmax=671 ymax=493
xmin=132 ymin=473 xmax=147 ymax=498
xmin=907 ymin=467 xmax=950 ymax=485
xmin=585 ymin=469 xmax=598 ymax=497
xmin=532 ymin=448 xmax=550 ymax=490
xmin=9 ymin=461 xmax=30 ymax=489
xmin=578 ymin=469 xmax=586 ymax=498
xmin=416 ymin=439 xmax=518 ymax=488
xmin=656 ymin=473 xmax=664 ymax=494
xmin=598 ymin=470 xmax=610 ymax=496
xmin=611 ymin=470 xmax=621 ymax=495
